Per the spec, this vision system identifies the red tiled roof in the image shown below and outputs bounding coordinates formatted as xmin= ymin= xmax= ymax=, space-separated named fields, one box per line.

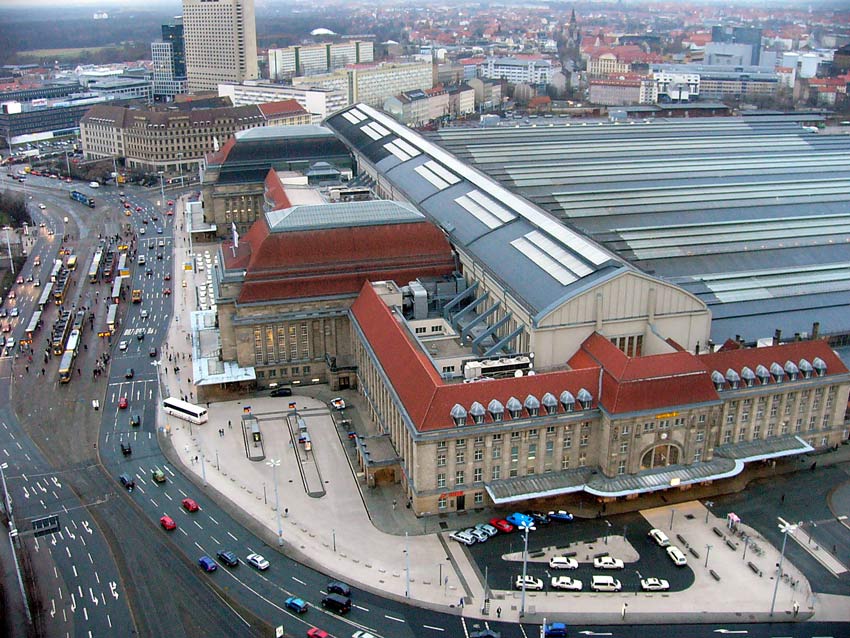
xmin=206 ymin=136 xmax=237 ymax=166
xmin=699 ymin=340 xmax=848 ymax=380
xmin=264 ymin=169 xmax=292 ymax=210
xmin=257 ymin=99 xmax=307 ymax=117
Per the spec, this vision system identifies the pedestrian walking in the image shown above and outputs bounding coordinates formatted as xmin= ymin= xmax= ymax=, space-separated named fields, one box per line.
xmin=228 ymin=420 xmax=232 ymax=429
xmin=25 ymin=365 xmax=29 ymax=373
xmin=496 ymin=607 xmax=501 ymax=619
xmin=41 ymin=367 xmax=45 ymax=375
xmin=793 ymin=600 xmax=799 ymax=617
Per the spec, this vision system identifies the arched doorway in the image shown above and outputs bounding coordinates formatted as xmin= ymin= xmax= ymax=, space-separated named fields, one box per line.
xmin=641 ymin=444 xmax=680 ymax=470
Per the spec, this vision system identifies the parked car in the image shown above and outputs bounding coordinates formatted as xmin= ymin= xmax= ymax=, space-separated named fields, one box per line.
xmin=216 ymin=550 xmax=239 ymax=567
xmin=550 ymin=576 xmax=583 ymax=591
xmin=549 ymin=556 xmax=579 ymax=570
xmin=648 ymin=528 xmax=671 ymax=547
xmin=448 ymin=530 xmax=476 ymax=546
xmin=524 ymin=511 xmax=550 ymax=525
xmin=489 ymin=518 xmax=514 ymax=533
xmin=285 ymin=596 xmax=308 ymax=614
xmin=160 ymin=515 xmax=176 ymax=531
xmin=468 ymin=527 xmax=490 ymax=543
xmin=547 ymin=510 xmax=575 ymax=522
xmin=593 ymin=556 xmax=624 ymax=570
xmin=590 ymin=575 xmax=622 ymax=592
xmin=640 ymin=577 xmax=670 ymax=591
xmin=330 ymin=397 xmax=346 ymax=410
xmin=514 ymin=575 xmax=544 ymax=591
xmin=474 ymin=523 xmax=499 ymax=538
xmin=270 ymin=386 xmax=293 ymax=397
xmin=198 ymin=556 xmax=217 ymax=572
xmin=246 ymin=553 xmax=269 ymax=570
xmin=544 ymin=623 xmax=569 ymax=637
xmin=667 ymin=545 xmax=688 ymax=566
xmin=506 ymin=512 xmax=535 ymax=528
xmin=306 ymin=629 xmax=329 ymax=638
xmin=470 ymin=631 xmax=501 ymax=638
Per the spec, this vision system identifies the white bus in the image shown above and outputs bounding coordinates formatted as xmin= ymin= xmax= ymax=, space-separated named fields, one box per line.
xmin=163 ymin=397 xmax=208 ymax=425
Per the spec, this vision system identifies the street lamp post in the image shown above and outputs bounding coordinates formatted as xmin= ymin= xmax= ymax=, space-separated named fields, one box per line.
xmin=635 ymin=570 xmax=642 ymax=596
xmin=705 ymin=500 xmax=714 ymax=524
xmin=200 ymin=452 xmax=207 ymax=486
xmin=158 ymin=171 xmax=165 ymax=209
xmin=770 ymin=517 xmax=797 ymax=616
xmin=518 ymin=521 xmax=536 ymax=618
xmin=705 ymin=544 xmax=712 ymax=568
xmin=669 ymin=509 xmax=675 ymax=531
xmin=404 ymin=531 xmax=410 ymax=598
xmin=266 ymin=459 xmax=283 ymax=546
xmin=3 ymin=226 xmax=14 ymax=275
xmin=742 ymin=534 xmax=750 ymax=561
xmin=604 ymin=520 xmax=612 ymax=544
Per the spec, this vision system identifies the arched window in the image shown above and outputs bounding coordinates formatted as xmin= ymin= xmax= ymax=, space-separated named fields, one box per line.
xmin=640 ymin=444 xmax=680 ymax=470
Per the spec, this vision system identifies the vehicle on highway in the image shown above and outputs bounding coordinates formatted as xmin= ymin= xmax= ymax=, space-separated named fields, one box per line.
xmin=0 ymin=309 xmax=6 ymax=318
xmin=593 ymin=556 xmax=624 ymax=570
xmin=327 ymin=580 xmax=351 ymax=596
xmin=182 ymin=497 xmax=199 ymax=512
xmin=543 ymin=623 xmax=569 ymax=638
xmin=119 ymin=340 xmax=128 ymax=351
xmin=351 ymin=632 xmax=378 ymax=638
xmin=506 ymin=512 xmax=535 ymax=528
xmin=514 ymin=575 xmax=544 ymax=591
xmin=149 ymin=346 xmax=157 ymax=357
xmin=198 ymin=556 xmax=217 ymax=572
xmin=120 ymin=442 xmax=131 ymax=456
xmin=307 ymin=629 xmax=329 ymax=638
xmin=118 ymin=397 xmax=129 ymax=409
xmin=164 ymin=274 xmax=171 ymax=281
xmin=156 ymin=227 xmax=163 ymax=234
xmin=8 ymin=290 xmax=15 ymax=299
xmin=216 ymin=550 xmax=239 ymax=567
xmin=9 ymin=307 xmax=18 ymax=317
xmin=320 ymin=593 xmax=351 ymax=614
xmin=667 ymin=545 xmax=688 ymax=566
xmin=549 ymin=556 xmax=579 ymax=570
xmin=551 ymin=576 xmax=582 ymax=591
xmin=640 ymin=577 xmax=670 ymax=591
xmin=167 ymin=200 xmax=174 ymax=206
xmin=163 ymin=288 xmax=171 ymax=296
xmin=330 ymin=397 xmax=346 ymax=410
xmin=135 ymin=206 xmax=142 ymax=212
xmin=140 ymin=309 xmax=149 ymax=318
xmin=158 ymin=238 xmax=165 ymax=246
xmin=648 ymin=528 xmax=671 ymax=547
xmin=139 ymin=227 xmax=146 ymax=235
xmin=38 ymin=203 xmax=46 ymax=209
xmin=474 ymin=523 xmax=499 ymax=538
xmin=119 ymin=473 xmax=135 ymax=491
xmin=547 ymin=510 xmax=574 ymax=522
xmin=489 ymin=518 xmax=514 ymax=533
xmin=137 ymin=333 xmax=145 ymax=341
xmin=125 ymin=368 xmax=134 ymax=379
xmin=469 ymin=631 xmax=500 ymax=638
xmin=590 ymin=575 xmax=622 ymax=592
xmin=157 ymin=253 xmax=163 ymax=260
xmin=130 ymin=414 xmax=140 ymax=427
xmin=246 ymin=553 xmax=269 ymax=570
xmin=16 ymin=275 xmax=23 ymax=284
xmin=160 ymin=515 xmax=177 ymax=531
xmin=448 ymin=530 xmax=476 ymax=546
xmin=152 ymin=468 xmax=166 ymax=483
xmin=285 ymin=597 xmax=309 ymax=613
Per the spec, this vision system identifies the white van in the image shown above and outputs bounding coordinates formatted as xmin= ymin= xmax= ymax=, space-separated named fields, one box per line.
xmin=89 ymin=181 xmax=100 ymax=188
xmin=648 ymin=528 xmax=671 ymax=547
xmin=667 ymin=545 xmax=688 ymax=566
xmin=591 ymin=575 xmax=622 ymax=592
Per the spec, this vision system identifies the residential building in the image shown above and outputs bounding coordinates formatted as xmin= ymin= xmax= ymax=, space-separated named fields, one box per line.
xmin=587 ymin=54 xmax=632 ymax=78
xmin=589 ymin=78 xmax=641 ymax=106
xmin=292 ymin=60 xmax=433 ymax=108
xmin=182 ymin=0 xmax=258 ymax=93
xmin=651 ymin=64 xmax=777 ymax=101
xmin=217 ymin=81 xmax=348 ymax=123
xmin=268 ymin=41 xmax=375 ymax=80
xmin=467 ymin=78 xmax=503 ymax=111
xmin=80 ymin=100 xmax=309 ymax=174
xmin=481 ymin=57 xmax=552 ymax=86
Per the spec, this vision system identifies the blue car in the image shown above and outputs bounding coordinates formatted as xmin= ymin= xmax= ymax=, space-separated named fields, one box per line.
xmin=547 ymin=509 xmax=575 ymax=522
xmin=285 ymin=596 xmax=308 ymax=613
xmin=198 ymin=556 xmax=217 ymax=572
xmin=544 ymin=622 xmax=569 ymax=637
xmin=505 ymin=512 xmax=535 ymax=528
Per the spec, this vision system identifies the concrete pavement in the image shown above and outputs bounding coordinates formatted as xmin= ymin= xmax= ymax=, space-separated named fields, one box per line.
xmin=151 ymin=195 xmax=850 ymax=626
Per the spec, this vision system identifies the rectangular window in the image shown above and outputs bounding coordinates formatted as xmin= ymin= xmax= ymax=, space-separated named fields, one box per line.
xmin=545 ymin=440 xmax=554 ymax=457
xmin=456 ymin=450 xmax=465 ymax=464
xmin=436 ymin=454 xmax=446 ymax=467
xmin=694 ymin=448 xmax=702 ymax=462
xmin=823 ymin=415 xmax=830 ymax=428
xmin=492 ymin=446 xmax=501 ymax=459
xmin=578 ymin=453 xmax=587 ymax=467
xmin=438 ymin=496 xmax=447 ymax=510
xmin=510 ymin=446 xmax=519 ymax=462
xmin=473 ymin=467 xmax=483 ymax=482
xmin=546 ymin=426 xmax=556 ymax=435
xmin=509 ymin=468 xmax=518 ymax=478
xmin=455 ymin=470 xmax=465 ymax=486
xmin=767 ymin=424 xmax=774 ymax=437
xmin=474 ymin=436 xmax=484 ymax=446
xmin=580 ymin=432 xmax=589 ymax=447
xmin=563 ymin=435 xmax=572 ymax=449
xmin=753 ymin=424 xmax=761 ymax=438
xmin=726 ymin=414 xmax=734 ymax=424
xmin=474 ymin=492 xmax=483 ymax=505
xmin=617 ymin=460 xmax=626 ymax=475
xmin=698 ymin=414 xmax=706 ymax=424
xmin=621 ymin=424 xmax=630 ymax=435
xmin=620 ymin=441 xmax=628 ymax=454
xmin=528 ymin=429 xmax=538 ymax=439
xmin=723 ymin=430 xmax=732 ymax=443
xmin=795 ymin=418 xmax=802 ymax=433
xmin=696 ymin=431 xmax=704 ymax=442
xmin=437 ymin=441 xmax=447 ymax=450
xmin=511 ymin=431 xmax=520 ymax=440
xmin=809 ymin=416 xmax=817 ymax=431
xmin=491 ymin=466 xmax=501 ymax=480
xmin=781 ymin=422 xmax=789 ymax=435
xmin=474 ymin=449 xmax=483 ymax=462
xmin=770 ymin=406 xmax=777 ymax=417
xmin=528 ymin=443 xmax=537 ymax=460
xmin=561 ymin=457 xmax=570 ymax=470
xmin=456 ymin=438 xmax=466 ymax=448
xmin=492 ymin=433 xmax=502 ymax=442
xmin=436 ymin=473 xmax=446 ymax=489
xmin=738 ymin=429 xmax=746 ymax=441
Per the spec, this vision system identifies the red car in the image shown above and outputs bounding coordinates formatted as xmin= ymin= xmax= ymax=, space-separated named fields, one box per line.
xmin=123 ymin=202 xmax=130 ymax=208
xmin=167 ymin=200 xmax=174 ymax=206
xmin=164 ymin=274 xmax=171 ymax=281
xmin=163 ymin=288 xmax=171 ymax=296
xmin=166 ymin=209 xmax=174 ymax=216
xmin=135 ymin=205 xmax=143 ymax=212
xmin=306 ymin=629 xmax=329 ymax=638
xmin=118 ymin=396 xmax=129 ymax=409
xmin=489 ymin=518 xmax=514 ymax=533
xmin=182 ymin=498 xmax=199 ymax=512
xmin=160 ymin=515 xmax=177 ymax=531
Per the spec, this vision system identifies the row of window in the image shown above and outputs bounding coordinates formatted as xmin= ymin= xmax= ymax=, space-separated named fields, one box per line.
xmin=256 ymin=365 xmax=311 ymax=379
xmin=253 ymin=324 xmax=310 ymax=364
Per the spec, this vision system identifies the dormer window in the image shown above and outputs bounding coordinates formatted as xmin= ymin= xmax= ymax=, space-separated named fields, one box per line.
xmin=488 ymin=399 xmax=504 ymax=422
xmin=577 ymin=388 xmax=593 ymax=410
xmin=725 ymin=368 xmax=740 ymax=390
xmin=450 ymin=404 xmax=467 ymax=426
xmin=799 ymin=359 xmax=813 ymax=379
xmin=469 ymin=402 xmax=486 ymax=424
xmin=524 ymin=395 xmax=540 ymax=417
xmin=711 ymin=370 xmax=725 ymax=391
xmin=506 ymin=396 xmax=522 ymax=419
xmin=741 ymin=367 xmax=756 ymax=388
xmin=813 ymin=357 xmax=827 ymax=377
xmin=560 ymin=391 xmax=575 ymax=413
xmin=784 ymin=360 xmax=799 ymax=382
xmin=755 ymin=364 xmax=770 ymax=385
xmin=770 ymin=362 xmax=785 ymax=383
xmin=541 ymin=392 xmax=558 ymax=415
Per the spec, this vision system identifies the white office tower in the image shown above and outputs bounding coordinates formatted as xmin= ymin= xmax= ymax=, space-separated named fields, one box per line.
xmin=182 ymin=0 xmax=258 ymax=93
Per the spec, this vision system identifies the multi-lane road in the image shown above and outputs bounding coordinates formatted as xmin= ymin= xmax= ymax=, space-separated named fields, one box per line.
xmin=1 ymin=174 xmax=848 ymax=638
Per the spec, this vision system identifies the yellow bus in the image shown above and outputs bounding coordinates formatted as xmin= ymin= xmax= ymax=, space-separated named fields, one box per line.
xmin=66 ymin=255 xmax=77 ymax=271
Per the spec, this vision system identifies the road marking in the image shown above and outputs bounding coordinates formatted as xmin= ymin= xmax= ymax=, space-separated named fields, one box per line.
xmin=423 ymin=625 xmax=445 ymax=632
xmin=65 ymin=547 xmax=71 ymax=558
xmin=88 ymin=553 xmax=93 ymax=564
xmin=150 ymin=499 xmax=157 ymax=507
xmin=354 ymin=604 xmax=369 ymax=612
xmin=72 ymin=565 xmax=77 ymax=578
xmin=194 ymin=520 xmax=202 ymax=530
xmin=83 ymin=607 xmax=88 ymax=621
xmin=164 ymin=492 xmax=172 ymax=501
xmin=179 ymin=528 xmax=187 ymax=536
xmin=94 ymin=571 xmax=99 ymax=584
xmin=291 ymin=576 xmax=306 ymax=585
xmin=227 ymin=531 xmax=238 ymax=541
xmin=385 ymin=615 xmax=405 ymax=623
xmin=107 ymin=614 xmax=112 ymax=628
xmin=208 ymin=515 xmax=218 ymax=525
xmin=210 ymin=536 xmax=219 ymax=545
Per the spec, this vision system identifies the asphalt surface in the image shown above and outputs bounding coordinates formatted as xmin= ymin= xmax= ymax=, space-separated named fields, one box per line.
xmin=2 ymin=174 xmax=849 ymax=638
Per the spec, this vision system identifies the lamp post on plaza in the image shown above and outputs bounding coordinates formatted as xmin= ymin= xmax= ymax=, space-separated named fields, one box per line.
xmin=158 ymin=171 xmax=165 ymax=208
xmin=266 ymin=458 xmax=283 ymax=546
xmin=770 ymin=517 xmax=797 ymax=616
xmin=518 ymin=521 xmax=536 ymax=618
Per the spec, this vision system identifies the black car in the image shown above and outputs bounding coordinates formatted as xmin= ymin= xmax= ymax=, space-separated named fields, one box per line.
xmin=130 ymin=414 xmax=141 ymax=427
xmin=120 ymin=442 xmax=132 ymax=456
xmin=125 ymin=368 xmax=134 ymax=379
xmin=270 ymin=387 xmax=293 ymax=397
xmin=137 ymin=333 xmax=145 ymax=341
xmin=216 ymin=550 xmax=239 ymax=567
xmin=119 ymin=473 xmax=135 ymax=491
xmin=149 ymin=347 xmax=157 ymax=357
xmin=524 ymin=511 xmax=551 ymax=525
xmin=327 ymin=580 xmax=351 ymax=597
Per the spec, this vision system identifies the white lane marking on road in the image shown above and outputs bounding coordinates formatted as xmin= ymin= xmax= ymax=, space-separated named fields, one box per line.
xmin=179 ymin=528 xmax=187 ymax=536
xmin=210 ymin=536 xmax=219 ymax=545
xmin=194 ymin=541 xmax=204 ymax=551
xmin=107 ymin=614 xmax=112 ymax=628
xmin=208 ymin=515 xmax=218 ymax=525
xmin=94 ymin=571 xmax=100 ymax=584
xmin=150 ymin=499 xmax=157 ymax=508
xmin=101 ymin=592 xmax=106 ymax=606
xmin=227 ymin=531 xmax=238 ymax=541
xmin=50 ymin=598 xmax=56 ymax=618
xmin=83 ymin=607 xmax=88 ymax=621
xmin=193 ymin=520 xmax=202 ymax=530
xmin=72 ymin=565 xmax=77 ymax=578
xmin=354 ymin=604 xmax=369 ymax=612
xmin=77 ymin=585 xmax=82 ymax=599
xmin=80 ymin=536 xmax=86 ymax=547
xmin=423 ymin=625 xmax=445 ymax=632
xmin=385 ymin=615 xmax=405 ymax=623
xmin=65 ymin=547 xmax=71 ymax=558
xmin=109 ymin=582 xmax=119 ymax=600
xmin=164 ymin=492 xmax=172 ymax=501
xmin=88 ymin=553 xmax=93 ymax=564
xmin=291 ymin=576 xmax=306 ymax=585
xmin=89 ymin=588 xmax=98 ymax=605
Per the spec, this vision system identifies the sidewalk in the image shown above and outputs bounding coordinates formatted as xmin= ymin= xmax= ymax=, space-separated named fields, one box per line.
xmin=152 ymin=195 xmax=850 ymax=625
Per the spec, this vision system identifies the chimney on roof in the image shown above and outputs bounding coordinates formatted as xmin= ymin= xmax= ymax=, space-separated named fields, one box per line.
xmin=812 ymin=322 xmax=820 ymax=340
xmin=773 ymin=329 xmax=781 ymax=346
xmin=794 ymin=333 xmax=801 ymax=341
xmin=735 ymin=334 xmax=740 ymax=342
